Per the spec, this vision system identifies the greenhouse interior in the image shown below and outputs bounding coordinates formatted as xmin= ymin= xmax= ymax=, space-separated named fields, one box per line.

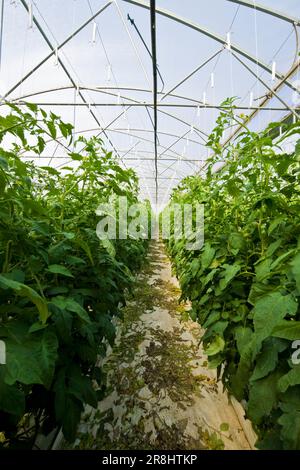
xmin=0 ymin=0 xmax=300 ymax=456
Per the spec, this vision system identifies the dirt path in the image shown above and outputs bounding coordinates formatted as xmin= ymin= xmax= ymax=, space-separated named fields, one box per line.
xmin=70 ymin=241 xmax=256 ymax=450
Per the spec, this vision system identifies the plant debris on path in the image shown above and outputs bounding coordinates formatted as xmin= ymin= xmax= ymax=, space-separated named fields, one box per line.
xmin=70 ymin=241 xmax=255 ymax=450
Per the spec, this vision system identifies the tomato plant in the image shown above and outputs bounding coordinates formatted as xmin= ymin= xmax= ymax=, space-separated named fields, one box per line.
xmin=166 ymin=100 xmax=300 ymax=449
xmin=0 ymin=103 xmax=148 ymax=447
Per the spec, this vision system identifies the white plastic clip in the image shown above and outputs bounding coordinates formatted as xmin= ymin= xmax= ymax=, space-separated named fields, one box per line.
xmin=117 ymin=92 xmax=121 ymax=105
xmin=203 ymin=91 xmax=206 ymax=106
xmin=28 ymin=2 xmax=33 ymax=29
xmin=272 ymin=61 xmax=276 ymax=81
xmin=249 ymin=91 xmax=254 ymax=108
xmin=190 ymin=125 xmax=194 ymax=134
xmin=107 ymin=65 xmax=111 ymax=82
xmin=197 ymin=106 xmax=200 ymax=117
xmin=92 ymin=22 xmax=97 ymax=44
xmin=76 ymin=84 xmax=80 ymax=96
xmin=186 ymin=136 xmax=189 ymax=147
xmin=226 ymin=31 xmax=231 ymax=50
xmin=211 ymin=72 xmax=214 ymax=88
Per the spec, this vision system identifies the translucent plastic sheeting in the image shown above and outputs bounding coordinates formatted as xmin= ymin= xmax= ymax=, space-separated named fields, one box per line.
xmin=0 ymin=0 xmax=299 ymax=205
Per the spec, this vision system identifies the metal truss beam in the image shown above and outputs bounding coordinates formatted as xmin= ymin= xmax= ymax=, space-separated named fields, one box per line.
xmin=19 ymin=0 xmax=122 ymax=160
xmin=226 ymin=0 xmax=300 ymax=25
xmin=10 ymin=85 xmax=209 ymax=142
xmin=5 ymin=1 xmax=113 ymax=99
xmin=122 ymin=0 xmax=297 ymax=90
xmin=223 ymin=58 xmax=300 ymax=146
xmin=232 ymin=52 xmax=299 ymax=119
xmin=159 ymin=48 xmax=223 ymax=102
xmin=11 ymin=101 xmax=289 ymax=112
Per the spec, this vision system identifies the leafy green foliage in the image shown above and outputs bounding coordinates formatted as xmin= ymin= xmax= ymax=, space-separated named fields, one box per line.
xmin=0 ymin=102 xmax=149 ymax=447
xmin=166 ymin=100 xmax=300 ymax=449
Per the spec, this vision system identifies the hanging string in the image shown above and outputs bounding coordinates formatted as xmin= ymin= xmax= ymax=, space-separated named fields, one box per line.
xmin=271 ymin=61 xmax=276 ymax=81
xmin=253 ymin=0 xmax=261 ymax=129
xmin=19 ymin=4 xmax=29 ymax=99
xmin=71 ymin=0 xmax=76 ymax=150
xmin=106 ymin=64 xmax=111 ymax=82
xmin=28 ymin=1 xmax=33 ymax=29
xmin=54 ymin=46 xmax=58 ymax=66
xmin=226 ymin=31 xmax=231 ymax=50
xmin=91 ymin=21 xmax=97 ymax=44
xmin=249 ymin=91 xmax=254 ymax=108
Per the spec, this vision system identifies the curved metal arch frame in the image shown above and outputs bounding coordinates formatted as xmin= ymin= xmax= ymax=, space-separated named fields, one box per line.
xmin=122 ymin=0 xmax=298 ymax=90
xmin=3 ymin=0 xmax=299 ymax=197
xmin=9 ymin=85 xmax=209 ymax=140
xmin=26 ymin=124 xmax=200 ymax=170
xmin=226 ymin=0 xmax=300 ymax=25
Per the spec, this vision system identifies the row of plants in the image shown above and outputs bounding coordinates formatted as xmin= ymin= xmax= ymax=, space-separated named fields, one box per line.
xmin=0 ymin=102 xmax=148 ymax=448
xmin=165 ymin=99 xmax=300 ymax=449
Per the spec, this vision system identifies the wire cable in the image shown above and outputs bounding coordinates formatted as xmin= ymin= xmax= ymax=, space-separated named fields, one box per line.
xmin=149 ymin=0 xmax=158 ymax=205
xmin=127 ymin=13 xmax=164 ymax=92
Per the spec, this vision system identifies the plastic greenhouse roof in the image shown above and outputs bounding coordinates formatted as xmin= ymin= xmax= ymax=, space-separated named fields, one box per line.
xmin=1 ymin=0 xmax=300 ymax=206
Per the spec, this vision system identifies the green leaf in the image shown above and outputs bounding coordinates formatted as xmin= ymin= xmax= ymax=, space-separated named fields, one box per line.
xmin=253 ymin=292 xmax=298 ymax=347
xmin=59 ymin=121 xmax=73 ymax=139
xmin=278 ymin=410 xmax=300 ymax=450
xmin=101 ymin=239 xmax=116 ymax=258
xmin=75 ymin=239 xmax=94 ymax=266
xmin=51 ymin=296 xmax=91 ymax=323
xmin=250 ymin=338 xmax=288 ymax=382
xmin=25 ymin=102 xmax=38 ymax=113
xmin=248 ymin=371 xmax=280 ymax=424
xmin=46 ymin=120 xmax=57 ymax=140
xmin=255 ymin=258 xmax=272 ymax=282
xmin=0 ymin=274 xmax=49 ymax=323
xmin=68 ymin=152 xmax=82 ymax=161
xmin=47 ymin=264 xmax=74 ymax=278
xmin=4 ymin=328 xmax=58 ymax=388
xmin=201 ymin=243 xmax=216 ymax=270
xmin=54 ymin=370 xmax=82 ymax=442
xmin=205 ymin=335 xmax=225 ymax=356
xmin=37 ymin=136 xmax=45 ymax=154
xmin=68 ymin=365 xmax=97 ymax=408
xmin=272 ymin=321 xmax=300 ymax=340
xmin=0 ymin=369 xmax=25 ymax=416
xmin=219 ymin=263 xmax=241 ymax=291
xmin=235 ymin=326 xmax=253 ymax=356
xmin=228 ymin=232 xmax=244 ymax=252
xmin=278 ymin=365 xmax=300 ymax=393
xmin=190 ymin=258 xmax=201 ymax=277
xmin=291 ymin=252 xmax=300 ymax=292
